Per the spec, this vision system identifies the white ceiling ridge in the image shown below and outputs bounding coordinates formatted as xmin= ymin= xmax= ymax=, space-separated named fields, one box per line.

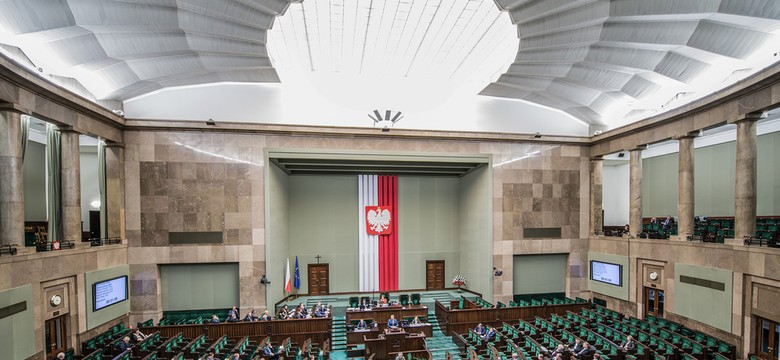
xmin=504 ymin=0 xmax=603 ymax=25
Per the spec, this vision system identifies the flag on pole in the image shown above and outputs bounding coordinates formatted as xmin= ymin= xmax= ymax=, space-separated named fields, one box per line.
xmin=294 ymin=256 xmax=301 ymax=290
xmin=284 ymin=258 xmax=292 ymax=294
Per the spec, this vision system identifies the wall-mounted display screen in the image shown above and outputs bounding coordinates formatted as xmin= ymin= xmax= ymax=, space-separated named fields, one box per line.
xmin=93 ymin=275 xmax=128 ymax=311
xmin=590 ymin=260 xmax=622 ymax=286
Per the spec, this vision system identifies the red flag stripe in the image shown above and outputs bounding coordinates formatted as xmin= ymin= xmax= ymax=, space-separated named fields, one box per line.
xmin=377 ymin=175 xmax=398 ymax=291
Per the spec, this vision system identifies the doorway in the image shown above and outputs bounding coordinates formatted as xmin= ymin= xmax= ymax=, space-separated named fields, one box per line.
xmin=45 ymin=314 xmax=68 ymax=359
xmin=644 ymin=287 xmax=664 ymax=317
xmin=308 ymin=263 xmax=329 ymax=295
xmin=426 ymin=260 xmax=445 ymax=290
xmin=756 ymin=317 xmax=779 ymax=360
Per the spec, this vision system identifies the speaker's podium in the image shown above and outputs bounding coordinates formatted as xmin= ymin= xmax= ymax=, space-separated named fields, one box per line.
xmin=364 ymin=328 xmax=428 ymax=360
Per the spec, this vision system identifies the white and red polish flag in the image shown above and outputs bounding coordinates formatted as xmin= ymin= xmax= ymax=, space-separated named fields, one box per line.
xmin=358 ymin=175 xmax=398 ymax=292
xmin=284 ymin=257 xmax=292 ymax=294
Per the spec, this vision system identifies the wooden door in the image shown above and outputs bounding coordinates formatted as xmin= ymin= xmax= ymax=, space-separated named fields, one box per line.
xmin=45 ymin=314 xmax=68 ymax=359
xmin=644 ymin=287 xmax=665 ymax=318
xmin=756 ymin=317 xmax=780 ymax=360
xmin=426 ymin=260 xmax=445 ymax=290
xmin=308 ymin=264 xmax=329 ymax=295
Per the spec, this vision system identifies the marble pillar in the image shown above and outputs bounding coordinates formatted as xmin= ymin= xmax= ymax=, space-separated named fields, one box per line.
xmin=0 ymin=109 xmax=25 ymax=246
xmin=105 ymin=142 xmax=125 ymax=239
xmin=676 ymin=134 xmax=697 ymax=239
xmin=629 ymin=147 xmax=646 ymax=237
xmin=60 ymin=128 xmax=82 ymax=242
xmin=590 ymin=157 xmax=604 ymax=235
xmin=734 ymin=117 xmax=759 ymax=240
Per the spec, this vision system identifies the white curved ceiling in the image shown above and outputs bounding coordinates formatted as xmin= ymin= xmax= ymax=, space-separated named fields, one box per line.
xmin=482 ymin=0 xmax=780 ymax=127
xmin=0 ymin=0 xmax=779 ymax=133
xmin=0 ymin=0 xmax=294 ymax=99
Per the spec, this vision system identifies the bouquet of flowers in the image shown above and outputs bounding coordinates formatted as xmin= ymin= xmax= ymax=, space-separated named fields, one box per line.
xmin=452 ymin=275 xmax=466 ymax=287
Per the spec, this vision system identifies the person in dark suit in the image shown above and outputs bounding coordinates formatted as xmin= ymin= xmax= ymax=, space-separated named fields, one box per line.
xmin=410 ymin=316 xmax=422 ymax=325
xmin=388 ymin=314 xmax=399 ymax=328
xmin=262 ymin=343 xmax=275 ymax=359
xmin=205 ymin=353 xmax=220 ymax=360
xmin=360 ymin=298 xmax=372 ymax=310
xmin=549 ymin=344 xmax=566 ymax=359
xmin=357 ymin=319 xmax=369 ymax=329
xmin=226 ymin=313 xmax=239 ymax=322
xmin=260 ymin=310 xmax=272 ymax=321
xmin=574 ymin=342 xmax=592 ymax=360
xmin=118 ymin=336 xmax=133 ymax=352
xmin=662 ymin=215 xmax=674 ymax=230
xmin=227 ymin=306 xmax=238 ymax=318
xmin=210 ymin=314 xmax=220 ymax=323
xmin=475 ymin=323 xmax=486 ymax=336
xmin=279 ymin=305 xmax=290 ymax=319
xmin=568 ymin=338 xmax=583 ymax=353
xmin=620 ymin=336 xmax=637 ymax=352
xmin=243 ymin=309 xmax=257 ymax=321
xmin=482 ymin=326 xmax=496 ymax=342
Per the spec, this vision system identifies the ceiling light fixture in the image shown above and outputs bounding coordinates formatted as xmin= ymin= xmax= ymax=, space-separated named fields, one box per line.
xmin=368 ymin=109 xmax=403 ymax=132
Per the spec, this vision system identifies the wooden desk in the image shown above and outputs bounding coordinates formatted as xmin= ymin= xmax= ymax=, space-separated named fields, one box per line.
xmin=403 ymin=324 xmax=433 ymax=337
xmin=347 ymin=328 xmax=379 ymax=346
xmin=346 ymin=305 xmax=428 ymax=331
xmin=365 ymin=328 xmax=428 ymax=360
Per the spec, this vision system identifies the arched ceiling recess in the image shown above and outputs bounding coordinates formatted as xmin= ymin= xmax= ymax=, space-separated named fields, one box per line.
xmin=0 ymin=0 xmax=295 ymax=100
xmin=482 ymin=0 xmax=780 ymax=129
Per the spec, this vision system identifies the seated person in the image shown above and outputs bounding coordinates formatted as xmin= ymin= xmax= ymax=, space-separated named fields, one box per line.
xmin=568 ymin=339 xmax=583 ymax=353
xmin=128 ymin=325 xmax=146 ymax=342
xmin=56 ymin=353 xmax=65 ymax=360
xmin=118 ymin=336 xmax=133 ymax=351
xmin=356 ymin=319 xmax=370 ymax=330
xmin=379 ymin=294 xmax=388 ymax=305
xmin=360 ymin=298 xmax=372 ymax=310
xmin=262 ymin=343 xmax=275 ymax=358
xmin=298 ymin=303 xmax=309 ymax=316
xmin=205 ymin=353 xmax=220 ymax=360
xmin=314 ymin=305 xmax=328 ymax=318
xmin=226 ymin=313 xmax=240 ymax=322
xmin=395 ymin=352 xmax=405 ymax=360
xmin=593 ymin=353 xmax=602 ymax=360
xmin=474 ymin=323 xmax=486 ymax=336
xmin=481 ymin=326 xmax=496 ymax=342
xmin=227 ymin=306 xmax=238 ymax=318
xmin=549 ymin=344 xmax=566 ymax=359
xmin=620 ymin=336 xmax=637 ymax=352
xmin=650 ymin=217 xmax=659 ymax=225
xmin=279 ymin=305 xmax=290 ymax=319
xmin=552 ymin=353 xmax=563 ymax=360
xmin=292 ymin=309 xmax=305 ymax=319
xmin=210 ymin=314 xmax=220 ymax=323
xmin=410 ymin=316 xmax=422 ymax=325
xmin=511 ymin=354 xmax=519 ymax=360
xmin=243 ymin=309 xmax=257 ymax=321
xmin=573 ymin=342 xmax=592 ymax=360
xmin=387 ymin=314 xmax=400 ymax=329
xmin=228 ymin=352 xmax=240 ymax=360
xmin=260 ymin=310 xmax=272 ymax=321
xmin=537 ymin=354 xmax=545 ymax=360
xmin=662 ymin=215 xmax=675 ymax=230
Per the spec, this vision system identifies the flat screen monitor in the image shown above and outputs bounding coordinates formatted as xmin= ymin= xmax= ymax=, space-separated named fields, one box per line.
xmin=93 ymin=275 xmax=128 ymax=311
xmin=590 ymin=260 xmax=622 ymax=286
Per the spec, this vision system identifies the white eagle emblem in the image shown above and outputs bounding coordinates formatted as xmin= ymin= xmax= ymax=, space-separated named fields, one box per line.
xmin=367 ymin=207 xmax=392 ymax=234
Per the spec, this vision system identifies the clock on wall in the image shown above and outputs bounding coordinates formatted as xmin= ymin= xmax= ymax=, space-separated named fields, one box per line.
xmin=50 ymin=295 xmax=62 ymax=307
xmin=649 ymin=271 xmax=659 ymax=281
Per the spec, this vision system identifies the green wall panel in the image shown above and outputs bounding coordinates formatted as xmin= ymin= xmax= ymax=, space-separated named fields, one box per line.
xmin=641 ymin=153 xmax=678 ymax=217
xmin=459 ymin=166 xmax=492 ymax=300
xmin=757 ymin=131 xmax=780 ymax=215
xmin=513 ymin=254 xmax=567 ymax=295
xmin=85 ymin=265 xmax=130 ymax=330
xmin=160 ymin=263 xmax=239 ymax=311
xmin=289 ymin=175 xmax=358 ymax=294
xmin=398 ymin=177 xmax=460 ymax=290
xmin=0 ymin=285 xmax=35 ymax=360
xmin=674 ymin=263 xmax=733 ymax=332
xmin=23 ymin=141 xmax=46 ymax=221
xmin=266 ymin=162 xmax=290 ymax=310
xmin=587 ymin=252 xmax=629 ymax=301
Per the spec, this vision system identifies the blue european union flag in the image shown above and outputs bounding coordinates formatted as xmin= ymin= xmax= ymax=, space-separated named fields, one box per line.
xmin=294 ymin=256 xmax=300 ymax=290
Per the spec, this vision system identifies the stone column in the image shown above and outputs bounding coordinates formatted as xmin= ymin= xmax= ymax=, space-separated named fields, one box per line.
xmin=59 ymin=128 xmax=82 ymax=242
xmin=590 ymin=156 xmax=604 ymax=235
xmin=105 ymin=142 xmax=125 ymax=239
xmin=732 ymin=114 xmax=761 ymax=241
xmin=629 ymin=146 xmax=646 ymax=237
xmin=0 ymin=106 xmax=25 ymax=246
xmin=676 ymin=133 xmax=698 ymax=239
